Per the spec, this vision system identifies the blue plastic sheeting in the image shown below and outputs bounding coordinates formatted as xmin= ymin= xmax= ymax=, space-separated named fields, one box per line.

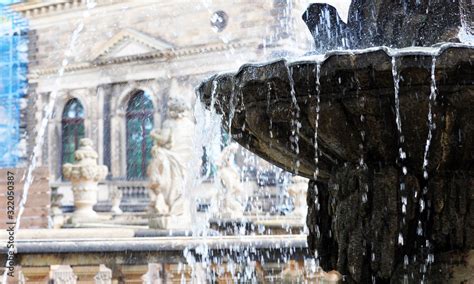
xmin=0 ymin=1 xmax=22 ymax=5
xmin=0 ymin=4 xmax=28 ymax=168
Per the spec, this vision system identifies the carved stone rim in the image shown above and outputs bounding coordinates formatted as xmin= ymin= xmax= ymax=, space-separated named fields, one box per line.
xmin=198 ymin=43 xmax=473 ymax=102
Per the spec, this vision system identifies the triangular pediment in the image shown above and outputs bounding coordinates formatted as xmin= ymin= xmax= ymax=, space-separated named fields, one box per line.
xmin=91 ymin=29 xmax=173 ymax=61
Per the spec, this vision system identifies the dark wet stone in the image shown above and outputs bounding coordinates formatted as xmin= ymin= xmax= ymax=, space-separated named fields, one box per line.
xmin=196 ymin=45 xmax=474 ymax=282
xmin=302 ymin=0 xmax=462 ymax=53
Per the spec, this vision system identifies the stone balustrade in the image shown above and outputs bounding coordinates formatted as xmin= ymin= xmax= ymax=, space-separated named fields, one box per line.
xmin=0 ymin=233 xmax=324 ymax=283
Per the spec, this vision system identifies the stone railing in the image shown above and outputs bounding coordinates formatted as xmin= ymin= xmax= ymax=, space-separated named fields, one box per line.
xmin=114 ymin=180 xmax=149 ymax=212
xmin=53 ymin=179 xmax=150 ymax=214
xmin=0 ymin=234 xmax=317 ymax=283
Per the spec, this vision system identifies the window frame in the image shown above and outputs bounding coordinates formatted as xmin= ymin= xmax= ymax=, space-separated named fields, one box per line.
xmin=125 ymin=90 xmax=154 ymax=180
xmin=61 ymin=98 xmax=85 ymax=174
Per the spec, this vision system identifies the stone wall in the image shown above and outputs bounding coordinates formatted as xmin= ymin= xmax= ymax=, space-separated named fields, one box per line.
xmin=11 ymin=0 xmax=313 ymax=184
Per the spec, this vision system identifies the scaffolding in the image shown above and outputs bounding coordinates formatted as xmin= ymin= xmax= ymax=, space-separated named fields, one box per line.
xmin=0 ymin=4 xmax=28 ymax=168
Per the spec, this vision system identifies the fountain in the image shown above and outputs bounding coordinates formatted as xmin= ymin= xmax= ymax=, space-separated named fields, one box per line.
xmin=197 ymin=0 xmax=473 ymax=282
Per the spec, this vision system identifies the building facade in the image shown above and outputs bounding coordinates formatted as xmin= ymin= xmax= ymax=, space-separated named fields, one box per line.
xmin=11 ymin=0 xmax=313 ymax=208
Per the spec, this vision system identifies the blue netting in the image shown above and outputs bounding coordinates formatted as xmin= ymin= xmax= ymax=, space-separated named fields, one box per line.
xmin=0 ymin=1 xmax=22 ymax=5
xmin=0 ymin=4 xmax=28 ymax=168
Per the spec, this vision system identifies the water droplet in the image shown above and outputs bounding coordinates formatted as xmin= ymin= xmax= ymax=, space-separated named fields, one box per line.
xmin=398 ymin=233 xmax=404 ymax=245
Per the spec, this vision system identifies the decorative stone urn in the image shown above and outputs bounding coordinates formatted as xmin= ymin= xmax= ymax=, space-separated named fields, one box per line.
xmin=62 ymin=138 xmax=108 ymax=223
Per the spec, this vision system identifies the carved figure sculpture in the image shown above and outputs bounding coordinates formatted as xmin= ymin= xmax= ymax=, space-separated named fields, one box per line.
xmin=147 ymin=97 xmax=195 ymax=229
xmin=214 ymin=143 xmax=245 ymax=219
xmin=147 ymin=128 xmax=185 ymax=216
xmin=288 ymin=176 xmax=308 ymax=219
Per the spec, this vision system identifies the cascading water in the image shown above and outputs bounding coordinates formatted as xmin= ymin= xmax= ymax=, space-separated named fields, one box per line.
xmin=391 ymin=56 xmax=408 ymax=250
xmin=198 ymin=39 xmax=473 ymax=281
xmin=313 ymin=63 xmax=321 ymax=181
xmin=287 ymin=65 xmax=301 ymax=175
xmin=266 ymin=82 xmax=274 ymax=142
xmin=1 ymin=0 xmax=470 ymax=283
xmin=417 ymin=55 xmax=439 ymax=284
xmin=311 ymin=62 xmax=322 ymax=269
xmin=422 ymin=57 xmax=438 ymax=180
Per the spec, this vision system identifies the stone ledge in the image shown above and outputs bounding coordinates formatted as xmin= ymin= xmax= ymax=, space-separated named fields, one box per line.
xmin=0 ymin=228 xmax=135 ymax=240
xmin=0 ymin=234 xmax=307 ymax=254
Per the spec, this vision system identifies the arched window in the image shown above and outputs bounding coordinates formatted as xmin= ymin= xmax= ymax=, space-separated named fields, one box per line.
xmin=62 ymin=98 xmax=85 ymax=166
xmin=126 ymin=91 xmax=154 ymax=180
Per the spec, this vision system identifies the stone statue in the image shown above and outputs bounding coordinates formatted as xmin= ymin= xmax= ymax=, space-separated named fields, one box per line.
xmin=147 ymin=128 xmax=185 ymax=216
xmin=62 ymin=138 xmax=108 ymax=223
xmin=147 ymin=97 xmax=194 ymax=229
xmin=163 ymin=97 xmax=195 ymax=161
xmin=214 ymin=143 xmax=245 ymax=219
xmin=288 ymin=176 xmax=308 ymax=219
xmin=147 ymin=128 xmax=190 ymax=229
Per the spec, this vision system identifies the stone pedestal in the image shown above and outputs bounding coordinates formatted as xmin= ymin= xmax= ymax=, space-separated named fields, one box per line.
xmin=63 ymin=138 xmax=108 ymax=224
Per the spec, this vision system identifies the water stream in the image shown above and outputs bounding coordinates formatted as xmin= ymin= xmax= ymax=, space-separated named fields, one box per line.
xmin=2 ymin=2 xmax=96 ymax=282
xmin=422 ymin=57 xmax=438 ymax=180
xmin=391 ymin=56 xmax=408 ymax=249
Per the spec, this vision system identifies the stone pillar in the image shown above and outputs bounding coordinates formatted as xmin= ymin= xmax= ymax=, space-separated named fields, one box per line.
xmin=119 ymin=265 xmax=148 ymax=283
xmin=109 ymin=186 xmax=123 ymax=215
xmin=72 ymin=266 xmax=101 ymax=283
xmin=141 ymin=263 xmax=164 ymax=284
xmin=20 ymin=267 xmax=50 ymax=283
xmin=50 ymin=265 xmax=77 ymax=284
xmin=94 ymin=265 xmax=113 ymax=284
xmin=62 ymin=138 xmax=108 ymax=224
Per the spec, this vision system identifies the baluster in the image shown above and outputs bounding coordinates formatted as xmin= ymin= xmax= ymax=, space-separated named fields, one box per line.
xmin=50 ymin=265 xmax=77 ymax=284
xmin=94 ymin=264 xmax=112 ymax=284
xmin=19 ymin=266 xmax=50 ymax=283
xmin=72 ymin=265 xmax=101 ymax=282
xmin=119 ymin=265 xmax=148 ymax=283
xmin=141 ymin=263 xmax=163 ymax=284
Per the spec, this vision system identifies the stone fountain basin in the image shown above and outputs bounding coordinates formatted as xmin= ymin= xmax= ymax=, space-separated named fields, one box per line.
xmin=197 ymin=44 xmax=474 ymax=181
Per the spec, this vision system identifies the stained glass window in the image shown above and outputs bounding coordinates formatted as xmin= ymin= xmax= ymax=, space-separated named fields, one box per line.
xmin=61 ymin=98 xmax=85 ymax=167
xmin=126 ymin=91 xmax=154 ymax=180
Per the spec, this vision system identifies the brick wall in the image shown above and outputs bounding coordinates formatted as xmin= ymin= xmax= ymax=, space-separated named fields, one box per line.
xmin=0 ymin=167 xmax=50 ymax=229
